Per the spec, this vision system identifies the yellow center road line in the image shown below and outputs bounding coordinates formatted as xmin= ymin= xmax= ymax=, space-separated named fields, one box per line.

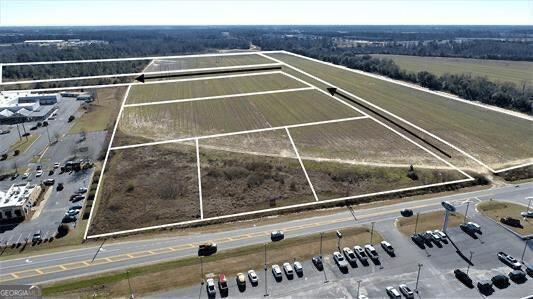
xmin=0 ymin=201 xmax=439 ymax=284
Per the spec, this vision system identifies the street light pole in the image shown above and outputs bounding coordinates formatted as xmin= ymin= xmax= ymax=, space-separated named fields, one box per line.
xmin=200 ymin=256 xmax=204 ymax=285
xmin=264 ymin=243 xmax=269 ymax=297
xmin=370 ymin=222 xmax=375 ymax=244
xmin=466 ymin=251 xmax=474 ymax=274
xmin=527 ymin=197 xmax=533 ymax=214
xmin=320 ymin=232 xmax=328 ymax=283
xmin=463 ymin=201 xmax=470 ymax=223
xmin=126 ymin=271 xmax=134 ymax=299
xmin=415 ymin=263 xmax=423 ymax=293
xmin=356 ymin=279 xmax=362 ymax=299
xmin=414 ymin=213 xmax=420 ymax=234
xmin=521 ymin=239 xmax=530 ymax=262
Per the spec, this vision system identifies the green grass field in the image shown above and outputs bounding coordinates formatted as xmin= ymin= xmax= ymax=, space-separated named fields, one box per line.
xmin=267 ymin=52 xmax=533 ymax=171
xmin=145 ymin=53 xmax=274 ymax=72
xmin=126 ymin=72 xmax=306 ymax=104
xmin=290 ymin=117 xmax=451 ymax=168
xmin=116 ymin=89 xmax=362 ymax=147
xmin=371 ymin=54 xmax=533 ymax=87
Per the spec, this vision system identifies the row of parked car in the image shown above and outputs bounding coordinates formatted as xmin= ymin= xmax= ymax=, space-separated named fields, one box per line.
xmin=411 ymin=229 xmax=448 ymax=248
xmin=62 ymin=187 xmax=87 ymax=223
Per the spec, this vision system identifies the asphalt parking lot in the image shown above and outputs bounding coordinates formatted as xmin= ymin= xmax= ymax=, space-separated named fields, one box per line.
xmin=0 ymin=167 xmax=94 ymax=247
xmin=162 ymin=200 xmax=533 ymax=298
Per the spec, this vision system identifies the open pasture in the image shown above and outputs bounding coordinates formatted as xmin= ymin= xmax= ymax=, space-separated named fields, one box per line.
xmin=266 ymin=52 xmax=533 ymax=171
xmin=371 ymin=54 xmax=533 ymax=87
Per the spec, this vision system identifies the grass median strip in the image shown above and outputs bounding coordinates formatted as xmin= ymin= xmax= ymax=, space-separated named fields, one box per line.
xmin=477 ymin=200 xmax=533 ymax=235
xmin=8 ymin=134 xmax=39 ymax=155
xmin=43 ymin=226 xmax=382 ymax=297
xmin=395 ymin=210 xmax=464 ymax=235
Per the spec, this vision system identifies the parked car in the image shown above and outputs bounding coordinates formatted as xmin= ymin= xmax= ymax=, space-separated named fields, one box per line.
xmin=271 ymin=230 xmax=284 ymax=242
xmin=293 ymin=261 xmax=303 ymax=276
xmin=32 ymin=231 xmax=42 ymax=242
xmin=466 ymin=222 xmax=481 ymax=233
xmin=433 ymin=229 xmax=446 ymax=239
xmin=77 ymin=187 xmax=88 ymax=193
xmin=272 ymin=264 xmax=282 ymax=280
xmin=500 ymin=217 xmax=521 ymax=227
xmin=36 ymin=165 xmax=42 ymax=170
xmin=425 ymin=230 xmax=441 ymax=243
xmin=206 ymin=278 xmax=216 ymax=297
xmin=509 ymin=270 xmax=527 ymax=282
xmin=491 ymin=274 xmax=509 ymax=287
xmin=342 ymin=247 xmax=358 ymax=265
xmin=248 ymin=270 xmax=258 ymax=285
xmin=65 ymin=209 xmax=79 ymax=216
xmin=460 ymin=223 xmax=476 ymax=235
xmin=411 ymin=233 xmax=425 ymax=247
xmin=312 ymin=256 xmax=324 ymax=270
xmin=198 ymin=242 xmax=217 ymax=256
xmin=236 ymin=273 xmax=246 ymax=287
xmin=353 ymin=245 xmax=368 ymax=263
xmin=385 ymin=286 xmax=401 ymax=299
xmin=43 ymin=178 xmax=55 ymax=186
xmin=56 ymin=182 xmax=64 ymax=191
xmin=398 ymin=284 xmax=414 ymax=299
xmin=380 ymin=241 xmax=395 ymax=255
xmin=364 ymin=244 xmax=379 ymax=260
xmin=48 ymin=170 xmax=54 ymax=176
xmin=54 ymin=162 xmax=60 ymax=169
xmin=497 ymin=252 xmax=522 ymax=270
xmin=70 ymin=205 xmax=83 ymax=210
xmin=333 ymin=251 xmax=349 ymax=270
xmin=454 ymin=269 xmax=473 ymax=286
xmin=10 ymin=173 xmax=19 ymax=180
xmin=22 ymin=172 xmax=29 ymax=180
xmin=217 ymin=274 xmax=228 ymax=295
xmin=477 ymin=280 xmax=492 ymax=292
xmin=71 ymin=195 xmax=84 ymax=202
xmin=283 ymin=262 xmax=294 ymax=278
xmin=521 ymin=210 xmax=533 ymax=218
xmin=62 ymin=215 xmax=76 ymax=223
xmin=35 ymin=170 xmax=43 ymax=177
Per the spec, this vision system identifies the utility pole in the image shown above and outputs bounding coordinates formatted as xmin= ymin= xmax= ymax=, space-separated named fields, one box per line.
xmin=415 ymin=263 xmax=423 ymax=293
xmin=45 ymin=125 xmax=51 ymax=144
xmin=126 ymin=271 xmax=134 ymax=299
xmin=414 ymin=213 xmax=420 ymax=234
xmin=370 ymin=222 xmax=375 ymax=244
xmin=356 ymin=279 xmax=362 ymax=299
xmin=521 ymin=239 xmax=530 ymax=262
xmin=320 ymin=232 xmax=328 ymax=283
xmin=463 ymin=201 xmax=470 ymax=223
xmin=466 ymin=251 xmax=474 ymax=274
xmin=336 ymin=230 xmax=342 ymax=250
xmin=15 ymin=123 xmax=22 ymax=140
xmin=264 ymin=243 xmax=268 ymax=297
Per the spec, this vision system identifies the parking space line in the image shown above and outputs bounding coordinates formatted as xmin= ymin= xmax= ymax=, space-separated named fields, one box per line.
xmin=59 ymin=265 xmax=67 ymax=270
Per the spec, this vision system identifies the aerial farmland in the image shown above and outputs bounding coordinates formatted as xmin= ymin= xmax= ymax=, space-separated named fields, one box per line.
xmin=84 ymin=51 xmax=530 ymax=237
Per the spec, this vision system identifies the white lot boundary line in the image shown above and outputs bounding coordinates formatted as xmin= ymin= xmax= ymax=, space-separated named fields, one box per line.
xmin=281 ymin=51 xmax=533 ymax=122
xmin=83 ymin=84 xmax=133 ymax=240
xmin=110 ymin=116 xmax=370 ymax=151
xmin=285 ymin=127 xmax=319 ymax=202
xmin=261 ymin=54 xmax=473 ymax=181
xmin=2 ymin=50 xmax=285 ymax=66
xmin=123 ymin=87 xmax=314 ymax=107
xmin=4 ymin=70 xmax=284 ymax=93
xmin=493 ymin=162 xmax=533 ymax=174
xmin=262 ymin=52 xmax=491 ymax=175
xmin=0 ymin=63 xmax=283 ymax=86
xmin=86 ymin=177 xmax=472 ymax=239
xmin=276 ymin=51 xmax=532 ymax=173
xmin=195 ymin=138 xmax=204 ymax=220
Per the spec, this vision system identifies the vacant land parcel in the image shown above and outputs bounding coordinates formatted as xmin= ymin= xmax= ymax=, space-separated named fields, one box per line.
xmin=88 ymin=52 xmax=475 ymax=237
xmin=371 ymin=54 xmax=533 ymax=87
xmin=146 ymin=53 xmax=274 ymax=72
xmin=266 ymin=52 xmax=533 ymax=171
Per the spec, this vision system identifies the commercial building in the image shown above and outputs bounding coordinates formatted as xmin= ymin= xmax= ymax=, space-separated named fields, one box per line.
xmin=0 ymin=92 xmax=59 ymax=124
xmin=0 ymin=183 xmax=42 ymax=222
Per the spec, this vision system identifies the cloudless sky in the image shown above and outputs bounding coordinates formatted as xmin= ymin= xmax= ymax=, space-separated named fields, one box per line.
xmin=0 ymin=0 xmax=531 ymax=26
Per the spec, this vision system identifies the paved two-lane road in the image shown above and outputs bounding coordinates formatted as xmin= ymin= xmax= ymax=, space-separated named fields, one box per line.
xmin=0 ymin=182 xmax=531 ymax=286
